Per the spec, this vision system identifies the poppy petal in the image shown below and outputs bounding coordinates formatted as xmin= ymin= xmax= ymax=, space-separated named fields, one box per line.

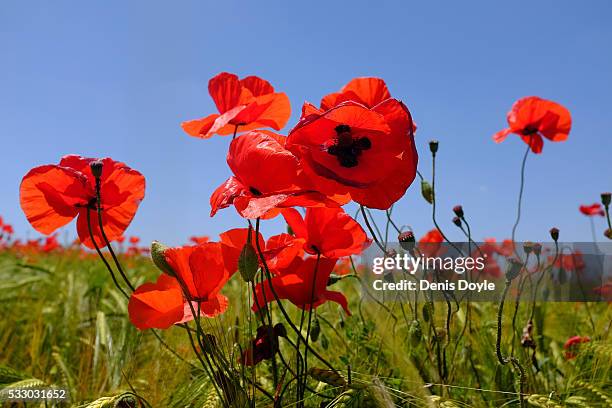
xmin=209 ymin=72 xmax=243 ymax=114
xmin=20 ymin=165 xmax=89 ymax=235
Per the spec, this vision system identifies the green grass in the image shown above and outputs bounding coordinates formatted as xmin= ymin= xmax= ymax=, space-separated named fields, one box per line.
xmin=0 ymin=249 xmax=610 ymax=407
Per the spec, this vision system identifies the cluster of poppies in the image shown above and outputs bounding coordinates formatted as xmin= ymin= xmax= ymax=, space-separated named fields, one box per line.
xmin=18 ymin=72 xmax=584 ymax=343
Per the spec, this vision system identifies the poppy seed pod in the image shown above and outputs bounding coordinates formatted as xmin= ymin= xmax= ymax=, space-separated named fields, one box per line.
xmin=89 ymin=160 xmax=104 ymax=179
xmin=453 ymin=205 xmax=464 ymax=218
xmin=150 ymin=241 xmax=175 ymax=277
xmin=602 ymin=192 xmax=611 ymax=207
xmin=452 ymin=216 xmax=462 ymax=227
xmin=429 ymin=140 xmax=439 ymax=155
xmin=505 ymin=258 xmax=523 ymax=281
xmin=523 ymin=241 xmax=534 ymax=255
xmin=533 ymin=243 xmax=542 ymax=257
xmin=550 ymin=227 xmax=560 ymax=242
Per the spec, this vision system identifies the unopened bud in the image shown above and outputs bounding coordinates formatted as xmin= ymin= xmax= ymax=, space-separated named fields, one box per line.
xmin=605 ymin=228 xmax=612 ymax=240
xmin=549 ymin=227 xmax=559 ymax=242
xmin=421 ymin=180 xmax=433 ymax=204
xmin=89 ymin=160 xmax=104 ymax=179
xmin=238 ymin=242 xmax=259 ymax=282
xmin=523 ymin=241 xmax=534 ymax=254
xmin=505 ymin=258 xmax=523 ymax=281
xmin=273 ymin=323 xmax=287 ymax=338
xmin=151 ymin=241 xmax=175 ymax=276
xmin=453 ymin=205 xmax=464 ymax=218
xmin=429 ymin=140 xmax=439 ymax=155
xmin=602 ymin=192 xmax=611 ymax=207
xmin=452 ymin=216 xmax=462 ymax=227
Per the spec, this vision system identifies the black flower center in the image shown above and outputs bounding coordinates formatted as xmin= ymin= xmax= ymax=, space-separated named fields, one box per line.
xmin=326 ymin=124 xmax=371 ymax=168
xmin=522 ymin=125 xmax=539 ymax=136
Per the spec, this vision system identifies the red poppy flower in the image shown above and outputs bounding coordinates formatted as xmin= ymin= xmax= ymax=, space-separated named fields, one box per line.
xmin=129 ymin=236 xmax=140 ymax=245
xmin=163 ymin=243 xmax=230 ymax=310
xmin=252 ymin=256 xmax=350 ymax=315
xmin=2 ymin=224 xmax=14 ymax=235
xmin=563 ymin=335 xmax=590 ymax=359
xmin=418 ymin=228 xmax=445 ymax=257
xmin=128 ymin=274 xmax=186 ymax=330
xmin=493 ymin=96 xmax=572 ymax=154
xmin=210 ymin=131 xmax=341 ymax=219
xmin=20 ymin=155 xmax=145 ymax=249
xmin=579 ymin=203 xmax=605 ymax=217
xmin=181 ymin=72 xmax=291 ymax=139
xmin=287 ymin=81 xmax=418 ymax=210
xmin=281 ymin=207 xmax=371 ymax=258
xmin=219 ymin=228 xmax=304 ymax=275
xmin=550 ymin=251 xmax=585 ymax=272
xmin=482 ymin=238 xmax=514 ymax=257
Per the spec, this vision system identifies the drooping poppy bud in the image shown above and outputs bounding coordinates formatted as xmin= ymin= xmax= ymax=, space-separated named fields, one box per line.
xmin=238 ymin=241 xmax=259 ymax=282
xmin=549 ymin=227 xmax=559 ymax=242
xmin=601 ymin=192 xmax=611 ymax=207
xmin=89 ymin=160 xmax=104 ymax=179
xmin=429 ymin=140 xmax=439 ymax=155
xmin=505 ymin=258 xmax=523 ymax=281
xmin=308 ymin=368 xmax=346 ymax=387
xmin=452 ymin=205 xmax=464 ymax=218
xmin=421 ymin=180 xmax=433 ymax=204
xmin=605 ymin=228 xmax=612 ymax=240
xmin=452 ymin=216 xmax=462 ymax=227
xmin=151 ymin=241 xmax=175 ymax=277
xmin=310 ymin=317 xmax=321 ymax=342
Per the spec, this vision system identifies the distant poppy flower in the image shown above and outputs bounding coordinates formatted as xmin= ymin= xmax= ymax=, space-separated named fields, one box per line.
xmin=482 ymin=238 xmax=514 ymax=257
xmin=182 ymin=72 xmax=291 ymax=139
xmin=42 ymin=235 xmax=60 ymax=252
xmin=210 ymin=131 xmax=341 ymax=219
xmin=550 ymin=251 xmax=585 ymax=272
xmin=493 ymin=96 xmax=571 ymax=154
xmin=563 ymin=335 xmax=590 ymax=359
xmin=163 ymin=243 xmax=230 ymax=311
xmin=253 ymin=256 xmax=350 ymax=315
xmin=579 ymin=203 xmax=605 ymax=217
xmin=2 ymin=224 xmax=14 ymax=235
xmin=281 ymin=207 xmax=371 ymax=258
xmin=418 ymin=228 xmax=445 ymax=257
xmin=19 ymin=155 xmax=145 ymax=249
xmin=287 ymin=89 xmax=418 ymax=209
xmin=189 ymin=235 xmax=211 ymax=245
xmin=240 ymin=324 xmax=285 ymax=366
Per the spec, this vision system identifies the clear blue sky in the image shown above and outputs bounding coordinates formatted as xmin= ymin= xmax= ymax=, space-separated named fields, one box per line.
xmin=1 ymin=1 xmax=611 ymax=246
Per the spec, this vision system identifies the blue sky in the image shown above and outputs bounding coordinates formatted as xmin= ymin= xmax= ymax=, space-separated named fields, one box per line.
xmin=1 ymin=1 xmax=611 ymax=246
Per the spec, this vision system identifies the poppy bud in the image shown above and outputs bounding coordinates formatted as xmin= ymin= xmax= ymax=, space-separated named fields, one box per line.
xmin=533 ymin=243 xmax=542 ymax=257
xmin=604 ymin=228 xmax=612 ymax=240
xmin=523 ymin=241 xmax=534 ymax=255
xmin=238 ymin=242 xmax=259 ymax=283
xmin=602 ymin=192 xmax=611 ymax=207
xmin=452 ymin=216 xmax=462 ymax=227
xmin=89 ymin=160 xmax=104 ymax=179
xmin=549 ymin=227 xmax=559 ymax=242
xmin=327 ymin=274 xmax=342 ymax=286
xmin=398 ymin=231 xmax=416 ymax=252
xmin=308 ymin=368 xmax=346 ymax=387
xmin=429 ymin=140 xmax=439 ymax=155
xmin=150 ymin=241 xmax=175 ymax=276
xmin=422 ymin=302 xmax=433 ymax=322
xmin=452 ymin=205 xmax=464 ymax=218
xmin=408 ymin=320 xmax=422 ymax=347
xmin=310 ymin=318 xmax=321 ymax=342
xmin=421 ymin=180 xmax=433 ymax=204
xmin=505 ymin=258 xmax=523 ymax=281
